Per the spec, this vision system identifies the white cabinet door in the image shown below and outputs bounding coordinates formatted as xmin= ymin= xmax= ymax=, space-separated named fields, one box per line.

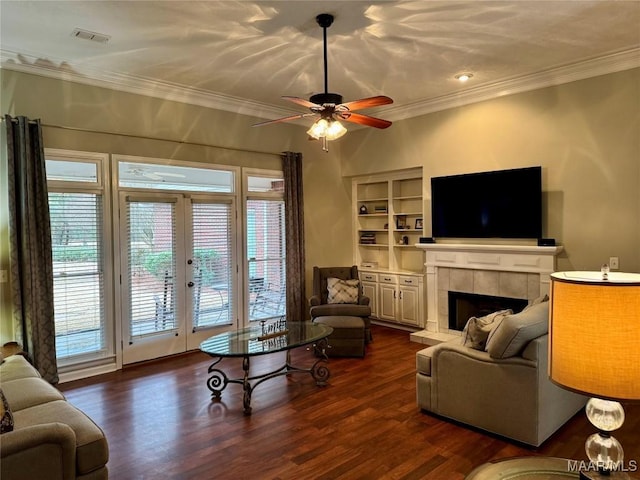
xmin=361 ymin=281 xmax=378 ymax=318
xmin=399 ymin=285 xmax=420 ymax=326
xmin=379 ymin=283 xmax=397 ymax=320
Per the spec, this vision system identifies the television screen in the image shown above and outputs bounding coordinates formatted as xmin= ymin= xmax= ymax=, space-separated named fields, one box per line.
xmin=431 ymin=166 xmax=542 ymax=239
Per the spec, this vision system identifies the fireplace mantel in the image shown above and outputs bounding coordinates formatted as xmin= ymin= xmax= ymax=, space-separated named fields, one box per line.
xmin=411 ymin=243 xmax=563 ymax=345
xmin=417 ymin=243 xmax=563 ymax=273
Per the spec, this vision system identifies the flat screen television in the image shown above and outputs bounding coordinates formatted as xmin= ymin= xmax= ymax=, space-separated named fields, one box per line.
xmin=431 ymin=166 xmax=542 ymax=239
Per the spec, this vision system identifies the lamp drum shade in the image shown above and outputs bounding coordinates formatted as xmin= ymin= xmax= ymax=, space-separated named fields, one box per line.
xmin=549 ymin=271 xmax=640 ymax=401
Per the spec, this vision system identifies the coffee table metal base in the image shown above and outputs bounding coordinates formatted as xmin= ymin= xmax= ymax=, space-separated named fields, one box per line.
xmin=206 ymin=340 xmax=330 ymax=415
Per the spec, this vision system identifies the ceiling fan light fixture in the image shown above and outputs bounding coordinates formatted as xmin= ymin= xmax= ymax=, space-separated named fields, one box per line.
xmin=306 ymin=118 xmax=347 ymax=141
xmin=307 ymin=118 xmax=329 ymax=139
xmin=326 ymin=120 xmax=347 ymax=140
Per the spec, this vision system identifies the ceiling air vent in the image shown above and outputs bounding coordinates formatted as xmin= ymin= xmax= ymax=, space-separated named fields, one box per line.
xmin=71 ymin=28 xmax=110 ymax=43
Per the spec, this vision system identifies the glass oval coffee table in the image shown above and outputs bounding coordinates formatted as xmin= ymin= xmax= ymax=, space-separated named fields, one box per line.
xmin=200 ymin=320 xmax=333 ymax=415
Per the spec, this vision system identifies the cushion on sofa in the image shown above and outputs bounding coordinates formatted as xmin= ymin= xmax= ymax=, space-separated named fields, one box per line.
xmin=0 ymin=355 xmax=41 ymax=383
xmin=461 ymin=309 xmax=512 ymax=350
xmin=1 ymin=378 xmax=65 ymax=411
xmin=486 ymin=301 xmax=549 ymax=359
xmin=13 ymin=400 xmax=109 ymax=475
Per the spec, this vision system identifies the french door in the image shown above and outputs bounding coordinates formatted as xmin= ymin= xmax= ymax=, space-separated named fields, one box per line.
xmin=120 ymin=192 xmax=236 ymax=364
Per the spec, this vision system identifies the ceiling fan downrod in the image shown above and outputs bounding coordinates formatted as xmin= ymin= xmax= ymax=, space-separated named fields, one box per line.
xmin=310 ymin=13 xmax=342 ymax=107
xmin=316 ymin=13 xmax=333 ymax=95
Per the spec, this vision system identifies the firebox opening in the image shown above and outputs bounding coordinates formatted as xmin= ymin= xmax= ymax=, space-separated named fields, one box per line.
xmin=448 ymin=292 xmax=528 ymax=331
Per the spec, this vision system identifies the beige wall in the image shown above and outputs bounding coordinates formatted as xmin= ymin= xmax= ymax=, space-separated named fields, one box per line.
xmin=0 ymin=70 xmax=353 ymax=342
xmin=342 ymin=68 xmax=640 ymax=273
xmin=1 ymin=67 xmax=639 ymax=342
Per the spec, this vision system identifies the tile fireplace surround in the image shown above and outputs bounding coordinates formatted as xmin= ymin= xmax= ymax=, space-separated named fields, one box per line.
xmin=411 ymin=243 xmax=563 ymax=345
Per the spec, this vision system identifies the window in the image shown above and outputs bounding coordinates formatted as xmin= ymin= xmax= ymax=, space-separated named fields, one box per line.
xmin=245 ymin=173 xmax=286 ymax=322
xmin=46 ymin=150 xmax=112 ymax=363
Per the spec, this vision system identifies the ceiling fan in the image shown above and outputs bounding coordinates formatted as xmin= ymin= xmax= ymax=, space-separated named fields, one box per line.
xmin=252 ymin=13 xmax=393 ymax=152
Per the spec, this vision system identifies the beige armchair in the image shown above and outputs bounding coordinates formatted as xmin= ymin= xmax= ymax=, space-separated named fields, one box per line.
xmin=416 ymin=301 xmax=586 ymax=446
xmin=309 ymin=265 xmax=372 ymax=342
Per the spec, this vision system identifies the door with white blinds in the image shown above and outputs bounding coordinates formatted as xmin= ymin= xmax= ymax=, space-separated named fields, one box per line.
xmin=246 ymin=199 xmax=286 ymax=322
xmin=120 ymin=193 xmax=237 ymax=363
xmin=121 ymin=194 xmax=186 ymax=363
xmin=187 ymin=198 xmax=236 ymax=350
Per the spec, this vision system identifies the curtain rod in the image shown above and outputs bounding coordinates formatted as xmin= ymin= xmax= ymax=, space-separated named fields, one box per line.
xmin=2 ymin=118 xmax=282 ymax=157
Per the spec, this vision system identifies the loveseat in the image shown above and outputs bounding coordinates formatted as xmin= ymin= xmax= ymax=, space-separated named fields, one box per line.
xmin=1 ymin=354 xmax=109 ymax=479
xmin=416 ymin=300 xmax=587 ymax=447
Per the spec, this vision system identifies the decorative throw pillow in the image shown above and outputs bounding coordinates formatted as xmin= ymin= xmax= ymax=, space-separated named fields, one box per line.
xmin=486 ymin=301 xmax=550 ymax=359
xmin=0 ymin=388 xmax=14 ymax=434
xmin=461 ymin=309 xmax=512 ymax=350
xmin=327 ymin=278 xmax=359 ymax=304
xmin=484 ymin=295 xmax=549 ymax=350
xmin=524 ymin=294 xmax=549 ymax=311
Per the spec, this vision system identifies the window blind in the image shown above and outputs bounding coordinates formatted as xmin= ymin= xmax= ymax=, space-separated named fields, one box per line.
xmin=247 ymin=199 xmax=286 ymax=321
xmin=49 ymin=192 xmax=105 ymax=358
xmin=192 ymin=202 xmax=233 ymax=328
xmin=127 ymin=200 xmax=177 ymax=338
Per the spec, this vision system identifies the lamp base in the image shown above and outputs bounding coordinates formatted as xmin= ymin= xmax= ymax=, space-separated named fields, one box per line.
xmin=580 ymin=471 xmax=631 ymax=480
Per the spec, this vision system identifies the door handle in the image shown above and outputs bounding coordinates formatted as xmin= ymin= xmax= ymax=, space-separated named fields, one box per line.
xmin=187 ymin=281 xmax=194 ymax=288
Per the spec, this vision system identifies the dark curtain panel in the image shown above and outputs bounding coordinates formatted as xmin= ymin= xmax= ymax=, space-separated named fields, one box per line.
xmin=281 ymin=151 xmax=306 ymax=322
xmin=5 ymin=115 xmax=58 ymax=383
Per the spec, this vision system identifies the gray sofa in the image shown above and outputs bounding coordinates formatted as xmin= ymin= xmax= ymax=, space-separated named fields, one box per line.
xmin=416 ymin=301 xmax=587 ymax=447
xmin=0 ymin=354 xmax=109 ymax=479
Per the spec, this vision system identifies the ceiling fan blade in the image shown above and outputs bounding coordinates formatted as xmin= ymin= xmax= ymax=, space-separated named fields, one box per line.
xmin=252 ymin=113 xmax=316 ymax=127
xmin=338 ymin=112 xmax=392 ymax=129
xmin=282 ymin=96 xmax=321 ymax=109
xmin=338 ymin=96 xmax=394 ymax=111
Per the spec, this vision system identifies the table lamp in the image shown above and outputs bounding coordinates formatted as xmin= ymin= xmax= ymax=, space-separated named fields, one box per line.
xmin=549 ymin=270 xmax=640 ymax=479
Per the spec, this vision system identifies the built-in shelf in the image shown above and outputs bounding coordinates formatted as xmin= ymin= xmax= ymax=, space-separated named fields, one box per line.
xmin=353 ymin=168 xmax=425 ymax=276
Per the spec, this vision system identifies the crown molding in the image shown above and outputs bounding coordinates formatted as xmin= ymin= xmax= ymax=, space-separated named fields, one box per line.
xmin=2 ymin=47 xmax=639 ymax=123
xmin=382 ymin=48 xmax=640 ymax=122
xmin=0 ymin=48 xmax=297 ymax=120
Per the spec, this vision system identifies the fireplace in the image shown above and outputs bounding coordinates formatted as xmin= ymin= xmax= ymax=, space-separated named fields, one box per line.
xmin=448 ymin=291 xmax=528 ymax=331
xmin=412 ymin=243 xmax=562 ymax=345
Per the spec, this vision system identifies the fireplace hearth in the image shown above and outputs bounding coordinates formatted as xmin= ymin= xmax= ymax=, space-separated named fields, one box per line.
xmin=448 ymin=291 xmax=528 ymax=331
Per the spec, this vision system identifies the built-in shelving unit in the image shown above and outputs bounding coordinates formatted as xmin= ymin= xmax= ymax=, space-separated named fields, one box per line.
xmin=353 ymin=168 xmax=424 ymax=274
xmin=352 ymin=168 xmax=425 ymax=328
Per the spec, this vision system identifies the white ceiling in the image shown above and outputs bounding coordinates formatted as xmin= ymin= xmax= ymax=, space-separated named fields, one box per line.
xmin=1 ymin=1 xmax=640 ymax=123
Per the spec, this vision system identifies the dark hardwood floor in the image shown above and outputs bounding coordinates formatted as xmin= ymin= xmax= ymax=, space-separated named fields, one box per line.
xmin=59 ymin=325 xmax=640 ymax=480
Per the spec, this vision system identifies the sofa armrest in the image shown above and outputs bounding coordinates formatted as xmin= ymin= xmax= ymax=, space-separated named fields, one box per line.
xmin=1 ymin=423 xmax=76 ymax=480
xmin=432 ymin=341 xmax=537 ymax=368
xmin=309 ymin=295 xmax=321 ymax=307
xmin=358 ymin=295 xmax=370 ymax=306
xmin=521 ymin=334 xmax=547 ymax=362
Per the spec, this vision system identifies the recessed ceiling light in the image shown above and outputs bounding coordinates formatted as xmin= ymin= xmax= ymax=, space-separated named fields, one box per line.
xmin=455 ymin=73 xmax=473 ymax=82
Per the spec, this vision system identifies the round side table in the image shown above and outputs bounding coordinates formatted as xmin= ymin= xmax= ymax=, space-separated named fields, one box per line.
xmin=466 ymin=457 xmax=580 ymax=480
